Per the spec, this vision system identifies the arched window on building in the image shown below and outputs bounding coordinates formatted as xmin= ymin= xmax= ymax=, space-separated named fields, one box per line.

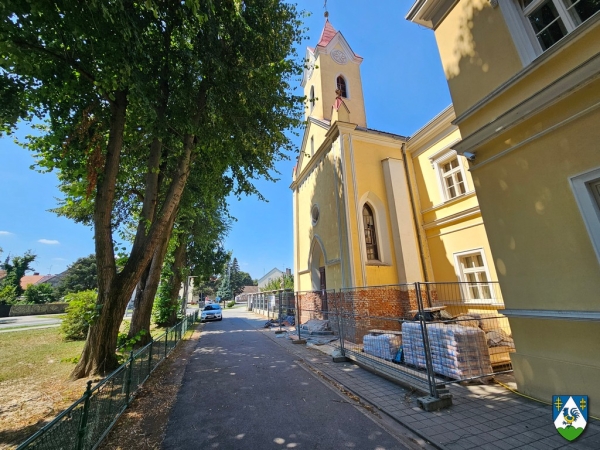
xmin=336 ymin=76 xmax=347 ymax=98
xmin=309 ymin=85 xmax=315 ymax=112
xmin=362 ymin=204 xmax=379 ymax=261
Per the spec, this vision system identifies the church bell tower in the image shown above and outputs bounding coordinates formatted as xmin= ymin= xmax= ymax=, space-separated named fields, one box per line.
xmin=300 ymin=15 xmax=367 ymax=127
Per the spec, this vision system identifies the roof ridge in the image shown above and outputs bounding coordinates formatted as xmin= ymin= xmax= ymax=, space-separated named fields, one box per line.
xmin=316 ymin=19 xmax=337 ymax=48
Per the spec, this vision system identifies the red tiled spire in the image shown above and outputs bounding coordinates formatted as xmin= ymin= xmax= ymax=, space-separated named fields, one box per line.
xmin=316 ymin=19 xmax=337 ymax=48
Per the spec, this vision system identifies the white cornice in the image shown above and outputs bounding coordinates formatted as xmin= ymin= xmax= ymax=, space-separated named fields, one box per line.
xmin=502 ymin=309 xmax=600 ymax=321
xmin=421 ymin=190 xmax=477 ymax=214
xmin=453 ymin=14 xmax=600 ymax=126
xmin=406 ymin=0 xmax=459 ymax=29
xmin=422 ymin=204 xmax=480 ymax=230
xmin=406 ymin=106 xmax=459 ymax=158
xmin=454 ymin=51 xmax=600 ymax=155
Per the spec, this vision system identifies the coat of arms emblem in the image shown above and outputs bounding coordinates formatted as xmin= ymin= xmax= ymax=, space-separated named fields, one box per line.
xmin=553 ymin=395 xmax=588 ymax=441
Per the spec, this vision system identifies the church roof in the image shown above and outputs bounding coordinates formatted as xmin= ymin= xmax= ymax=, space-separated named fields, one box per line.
xmin=316 ymin=19 xmax=337 ymax=48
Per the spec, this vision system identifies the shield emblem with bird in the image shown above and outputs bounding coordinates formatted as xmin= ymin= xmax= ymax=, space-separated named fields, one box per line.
xmin=552 ymin=395 xmax=588 ymax=441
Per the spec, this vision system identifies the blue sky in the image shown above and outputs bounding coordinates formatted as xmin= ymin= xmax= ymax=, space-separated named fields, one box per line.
xmin=0 ymin=1 xmax=451 ymax=280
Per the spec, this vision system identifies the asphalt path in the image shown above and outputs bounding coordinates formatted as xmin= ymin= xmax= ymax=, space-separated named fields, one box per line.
xmin=0 ymin=315 xmax=62 ymax=330
xmin=163 ymin=309 xmax=419 ymax=450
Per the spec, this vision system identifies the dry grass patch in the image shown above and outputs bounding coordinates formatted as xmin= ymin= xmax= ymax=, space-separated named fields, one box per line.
xmin=0 ymin=328 xmax=91 ymax=450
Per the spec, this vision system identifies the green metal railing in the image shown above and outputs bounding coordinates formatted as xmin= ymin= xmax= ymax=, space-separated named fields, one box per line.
xmin=17 ymin=311 xmax=199 ymax=450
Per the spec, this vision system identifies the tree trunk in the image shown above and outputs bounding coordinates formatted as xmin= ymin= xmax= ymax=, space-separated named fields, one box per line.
xmin=128 ymin=212 xmax=176 ymax=345
xmin=166 ymin=236 xmax=187 ymax=327
xmin=127 ymin=261 xmax=152 ymax=343
xmin=71 ymin=87 xmax=204 ymax=380
xmin=72 ymin=91 xmax=128 ymax=379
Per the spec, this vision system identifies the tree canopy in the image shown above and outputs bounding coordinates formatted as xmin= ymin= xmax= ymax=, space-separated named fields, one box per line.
xmin=57 ymin=255 xmax=98 ymax=296
xmin=0 ymin=0 xmax=305 ymax=377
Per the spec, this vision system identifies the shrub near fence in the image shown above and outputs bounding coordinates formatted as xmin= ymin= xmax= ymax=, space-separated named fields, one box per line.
xmin=17 ymin=311 xmax=199 ymax=450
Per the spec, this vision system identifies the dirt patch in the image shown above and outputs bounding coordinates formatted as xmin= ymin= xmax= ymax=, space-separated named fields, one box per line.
xmin=98 ymin=324 xmax=202 ymax=450
xmin=0 ymin=376 xmax=92 ymax=449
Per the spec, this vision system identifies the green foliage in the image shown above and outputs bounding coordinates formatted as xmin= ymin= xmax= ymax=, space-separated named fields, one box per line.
xmin=227 ymin=300 xmax=236 ymax=308
xmin=261 ymin=273 xmax=294 ymax=292
xmin=0 ymin=250 xmax=36 ymax=303
xmin=60 ymin=290 xmax=99 ymax=341
xmin=57 ymin=255 xmax=97 ymax=296
xmin=116 ymin=328 xmax=147 ymax=356
xmin=24 ymin=283 xmax=58 ymax=304
xmin=0 ymin=284 xmax=17 ymax=305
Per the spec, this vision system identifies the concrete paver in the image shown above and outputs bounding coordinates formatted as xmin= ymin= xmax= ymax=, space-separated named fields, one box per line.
xmin=241 ymin=309 xmax=600 ymax=450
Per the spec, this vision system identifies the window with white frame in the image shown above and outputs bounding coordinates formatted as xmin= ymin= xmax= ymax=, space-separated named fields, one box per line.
xmin=362 ymin=203 xmax=380 ymax=261
xmin=440 ymin=156 xmax=467 ymax=200
xmin=518 ymin=0 xmax=600 ymax=52
xmin=455 ymin=250 xmax=493 ymax=301
xmin=571 ymin=168 xmax=600 ymax=264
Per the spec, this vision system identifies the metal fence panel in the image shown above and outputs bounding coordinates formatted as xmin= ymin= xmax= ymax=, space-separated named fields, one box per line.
xmin=18 ymin=313 xmax=198 ymax=450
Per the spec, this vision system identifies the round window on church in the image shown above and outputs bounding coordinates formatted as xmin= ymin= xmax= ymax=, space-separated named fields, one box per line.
xmin=311 ymin=204 xmax=320 ymax=225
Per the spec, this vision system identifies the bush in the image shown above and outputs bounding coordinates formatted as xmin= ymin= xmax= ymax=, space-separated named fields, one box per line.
xmin=60 ymin=290 xmax=99 ymax=341
xmin=227 ymin=300 xmax=235 ymax=308
xmin=0 ymin=284 xmax=17 ymax=305
xmin=24 ymin=283 xmax=58 ymax=304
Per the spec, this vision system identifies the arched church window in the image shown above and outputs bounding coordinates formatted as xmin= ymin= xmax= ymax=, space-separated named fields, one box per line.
xmin=309 ymin=86 xmax=315 ymax=112
xmin=336 ymin=76 xmax=347 ymax=98
xmin=362 ymin=204 xmax=379 ymax=261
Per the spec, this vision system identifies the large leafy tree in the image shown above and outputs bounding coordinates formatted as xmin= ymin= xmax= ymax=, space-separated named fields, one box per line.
xmin=1 ymin=1 xmax=305 ymax=378
xmin=0 ymin=250 xmax=36 ymax=304
xmin=57 ymin=255 xmax=98 ymax=296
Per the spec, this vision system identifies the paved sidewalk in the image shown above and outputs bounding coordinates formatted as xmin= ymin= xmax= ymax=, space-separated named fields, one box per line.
xmin=243 ymin=309 xmax=600 ymax=449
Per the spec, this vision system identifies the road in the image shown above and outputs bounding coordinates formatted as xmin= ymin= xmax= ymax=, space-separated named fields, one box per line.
xmin=0 ymin=315 xmax=62 ymax=332
xmin=164 ymin=308 xmax=426 ymax=450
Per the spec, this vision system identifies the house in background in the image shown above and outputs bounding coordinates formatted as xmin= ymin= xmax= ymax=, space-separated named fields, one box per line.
xmin=235 ymin=285 xmax=259 ymax=303
xmin=407 ymin=0 xmax=600 ymax=414
xmin=257 ymin=268 xmax=289 ymax=290
xmin=291 ymin=18 xmax=501 ymax=318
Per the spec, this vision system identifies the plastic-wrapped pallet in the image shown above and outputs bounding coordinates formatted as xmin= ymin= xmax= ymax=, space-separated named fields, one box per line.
xmin=401 ymin=322 xmax=492 ymax=380
xmin=363 ymin=333 xmax=402 ymax=361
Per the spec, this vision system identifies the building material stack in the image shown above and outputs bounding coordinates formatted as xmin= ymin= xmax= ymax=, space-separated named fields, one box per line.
xmin=402 ymin=322 xmax=492 ymax=380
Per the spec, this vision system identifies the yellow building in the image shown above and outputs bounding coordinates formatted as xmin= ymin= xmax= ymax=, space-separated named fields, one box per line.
xmin=408 ymin=0 xmax=600 ymax=414
xmin=292 ymin=19 xmax=500 ymax=320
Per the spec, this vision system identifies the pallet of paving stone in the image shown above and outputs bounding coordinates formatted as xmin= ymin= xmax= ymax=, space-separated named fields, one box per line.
xmin=363 ymin=333 xmax=402 ymax=361
xmin=401 ymin=321 xmax=492 ymax=380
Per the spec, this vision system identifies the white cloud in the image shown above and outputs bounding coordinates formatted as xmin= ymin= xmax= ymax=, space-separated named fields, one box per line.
xmin=52 ymin=257 xmax=67 ymax=261
xmin=0 ymin=231 xmax=13 ymax=236
xmin=38 ymin=239 xmax=60 ymax=245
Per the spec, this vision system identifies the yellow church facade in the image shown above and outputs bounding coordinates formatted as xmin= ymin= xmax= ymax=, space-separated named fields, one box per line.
xmin=408 ymin=0 xmax=600 ymax=414
xmin=291 ymin=19 xmax=500 ymax=322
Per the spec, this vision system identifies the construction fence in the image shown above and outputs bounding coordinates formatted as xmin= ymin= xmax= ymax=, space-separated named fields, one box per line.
xmin=250 ymin=282 xmax=513 ymax=399
xmin=17 ymin=311 xmax=199 ymax=450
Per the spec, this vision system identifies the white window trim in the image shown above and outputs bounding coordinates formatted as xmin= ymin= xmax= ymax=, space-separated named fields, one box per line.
xmin=570 ymin=167 xmax=600 ymax=265
xmin=499 ymin=0 xmax=600 ymax=65
xmin=453 ymin=248 xmax=496 ymax=303
xmin=357 ymin=193 xmax=392 ymax=266
xmin=431 ymin=150 xmax=469 ymax=202
xmin=334 ymin=73 xmax=350 ymax=99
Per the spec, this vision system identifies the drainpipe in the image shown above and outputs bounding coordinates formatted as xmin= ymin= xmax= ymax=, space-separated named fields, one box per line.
xmin=401 ymin=142 xmax=429 ymax=282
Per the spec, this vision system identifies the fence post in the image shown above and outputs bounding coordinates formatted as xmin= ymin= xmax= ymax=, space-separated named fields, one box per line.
xmin=295 ymin=292 xmax=302 ymax=340
xmin=148 ymin=340 xmax=153 ymax=377
xmin=76 ymin=380 xmax=93 ymax=450
xmin=337 ymin=290 xmax=346 ymax=356
xmin=279 ymin=290 xmax=283 ymax=331
xmin=415 ymin=283 xmax=438 ymax=398
xmin=164 ymin=329 xmax=169 ymax=356
xmin=125 ymin=351 xmax=134 ymax=405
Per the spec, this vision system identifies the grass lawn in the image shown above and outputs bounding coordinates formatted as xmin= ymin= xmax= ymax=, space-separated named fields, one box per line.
xmin=0 ymin=327 xmax=89 ymax=449
xmin=0 ymin=318 xmax=195 ymax=449
xmin=0 ymin=327 xmax=84 ymax=383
